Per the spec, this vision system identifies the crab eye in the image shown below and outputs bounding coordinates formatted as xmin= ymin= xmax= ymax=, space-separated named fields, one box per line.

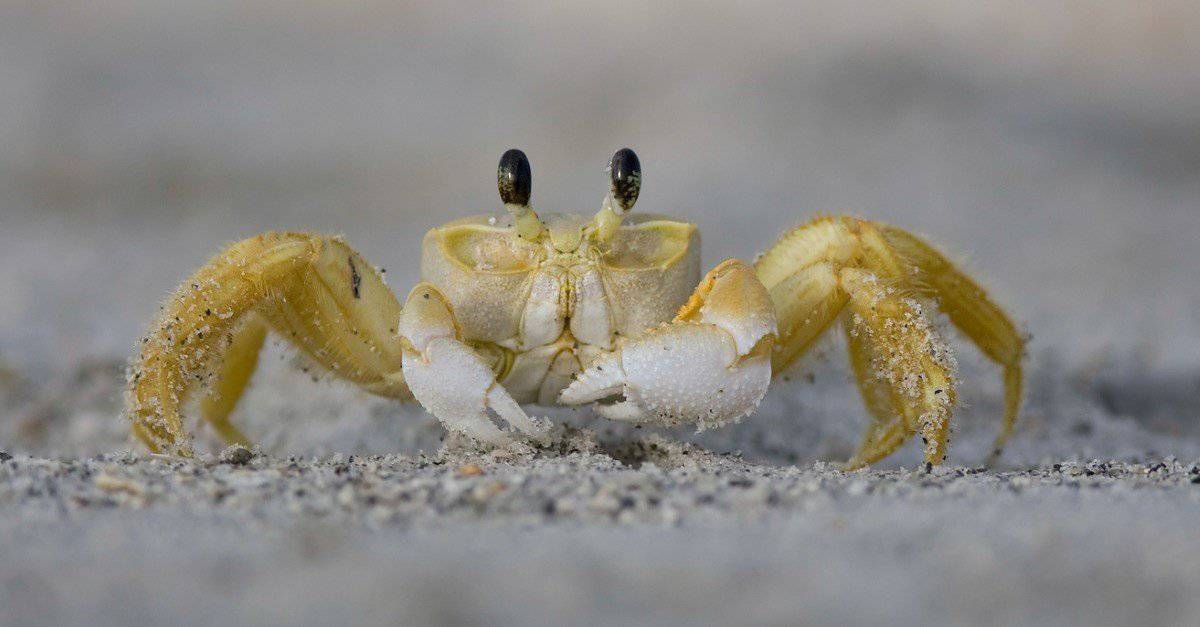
xmin=608 ymin=147 xmax=641 ymax=214
xmin=497 ymin=148 xmax=532 ymax=207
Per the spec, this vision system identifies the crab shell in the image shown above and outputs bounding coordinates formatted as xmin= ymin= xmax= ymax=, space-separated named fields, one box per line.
xmin=419 ymin=212 xmax=701 ymax=405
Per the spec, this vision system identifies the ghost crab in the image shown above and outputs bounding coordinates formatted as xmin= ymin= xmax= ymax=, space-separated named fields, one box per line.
xmin=126 ymin=148 xmax=1024 ymax=468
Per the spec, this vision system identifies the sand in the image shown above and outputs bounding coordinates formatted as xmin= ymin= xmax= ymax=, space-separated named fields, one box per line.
xmin=3 ymin=435 xmax=1200 ymax=626
xmin=2 ymin=354 xmax=1200 ymax=626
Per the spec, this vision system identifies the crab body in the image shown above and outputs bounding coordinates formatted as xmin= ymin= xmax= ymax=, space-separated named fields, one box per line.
xmin=125 ymin=148 xmax=1024 ymax=468
xmin=421 ymin=212 xmax=699 ymax=405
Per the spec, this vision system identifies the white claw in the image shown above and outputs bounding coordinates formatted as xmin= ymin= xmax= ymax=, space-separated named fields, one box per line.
xmin=402 ymin=338 xmax=509 ymax=443
xmin=557 ymin=350 xmax=624 ymax=405
xmin=561 ymin=323 xmax=772 ymax=429
xmin=399 ymin=283 xmax=550 ymax=444
xmin=594 ymin=399 xmax=646 ymax=422
xmin=403 ymin=338 xmax=550 ymax=443
xmin=561 ymin=259 xmax=777 ymax=430
xmin=486 ymin=385 xmax=552 ymax=443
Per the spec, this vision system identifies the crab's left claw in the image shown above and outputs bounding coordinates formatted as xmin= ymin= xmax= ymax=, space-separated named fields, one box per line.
xmin=560 ymin=259 xmax=777 ymax=429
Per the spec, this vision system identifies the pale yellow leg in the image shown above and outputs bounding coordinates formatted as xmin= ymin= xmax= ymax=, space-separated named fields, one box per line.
xmin=126 ymin=232 xmax=410 ymax=455
xmin=843 ymin=322 xmax=913 ymax=468
xmin=756 ymin=218 xmax=934 ymax=466
xmin=197 ymin=314 xmax=267 ymax=446
xmin=762 ymin=262 xmax=849 ymax=372
xmin=757 ymin=215 xmax=1022 ymax=467
xmin=844 ymin=319 xmax=904 ymax=425
xmin=128 ymin=233 xmax=315 ymax=454
xmin=840 ymin=268 xmax=957 ymax=467
xmin=256 ymin=238 xmax=411 ymax=398
xmin=843 ymin=222 xmax=937 ymax=467
xmin=875 ymin=223 xmax=1025 ymax=459
xmin=847 ymin=420 xmax=912 ymax=469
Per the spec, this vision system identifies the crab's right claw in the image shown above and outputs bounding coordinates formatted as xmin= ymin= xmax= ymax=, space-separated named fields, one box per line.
xmin=560 ymin=259 xmax=777 ymax=429
xmin=398 ymin=284 xmax=551 ymax=445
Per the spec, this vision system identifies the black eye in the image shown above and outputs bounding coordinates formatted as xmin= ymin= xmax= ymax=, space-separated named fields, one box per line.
xmin=608 ymin=148 xmax=641 ymax=213
xmin=498 ymin=148 xmax=532 ymax=207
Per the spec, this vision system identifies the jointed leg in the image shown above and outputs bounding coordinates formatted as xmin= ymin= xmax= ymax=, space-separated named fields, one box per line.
xmin=849 ymin=419 xmax=911 ymax=469
xmin=127 ymin=232 xmax=411 ymax=454
xmin=197 ymin=314 xmax=267 ymax=446
xmin=260 ymin=237 xmax=413 ymax=398
xmin=128 ymin=233 xmax=317 ymax=454
xmin=876 ymin=224 xmax=1024 ymax=458
xmin=843 ymin=323 xmax=909 ymax=467
xmin=840 ymin=268 xmax=956 ymax=466
xmin=764 ymin=262 xmax=847 ymax=372
xmin=756 ymin=216 xmax=1019 ymax=467
xmin=761 ymin=266 xmax=953 ymax=467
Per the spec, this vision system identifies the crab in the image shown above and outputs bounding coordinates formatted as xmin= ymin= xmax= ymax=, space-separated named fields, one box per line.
xmin=125 ymin=148 xmax=1024 ymax=468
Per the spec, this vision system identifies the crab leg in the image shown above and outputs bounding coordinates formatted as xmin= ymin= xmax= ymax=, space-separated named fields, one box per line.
xmin=874 ymin=224 xmax=1025 ymax=459
xmin=755 ymin=216 xmax=1022 ymax=467
xmin=560 ymin=259 xmax=777 ymax=429
xmin=765 ymin=262 xmax=848 ymax=371
xmin=126 ymin=232 xmax=413 ymax=454
xmin=129 ymin=233 xmax=316 ymax=454
xmin=840 ymin=268 xmax=957 ymax=467
xmin=197 ymin=313 xmax=268 ymax=446
xmin=397 ymin=283 xmax=551 ymax=444
xmin=842 ymin=321 xmax=911 ymax=465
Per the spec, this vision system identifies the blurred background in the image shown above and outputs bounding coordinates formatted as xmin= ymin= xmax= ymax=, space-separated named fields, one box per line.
xmin=1 ymin=1 xmax=1199 ymax=462
xmin=4 ymin=4 xmax=1200 ymax=626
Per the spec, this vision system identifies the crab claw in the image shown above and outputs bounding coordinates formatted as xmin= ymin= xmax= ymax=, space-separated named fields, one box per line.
xmin=399 ymin=283 xmax=551 ymax=444
xmin=560 ymin=259 xmax=777 ymax=429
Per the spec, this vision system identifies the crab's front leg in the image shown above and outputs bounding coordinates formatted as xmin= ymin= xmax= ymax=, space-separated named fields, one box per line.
xmin=397 ymin=283 xmax=551 ymax=445
xmin=561 ymin=260 xmax=777 ymax=429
